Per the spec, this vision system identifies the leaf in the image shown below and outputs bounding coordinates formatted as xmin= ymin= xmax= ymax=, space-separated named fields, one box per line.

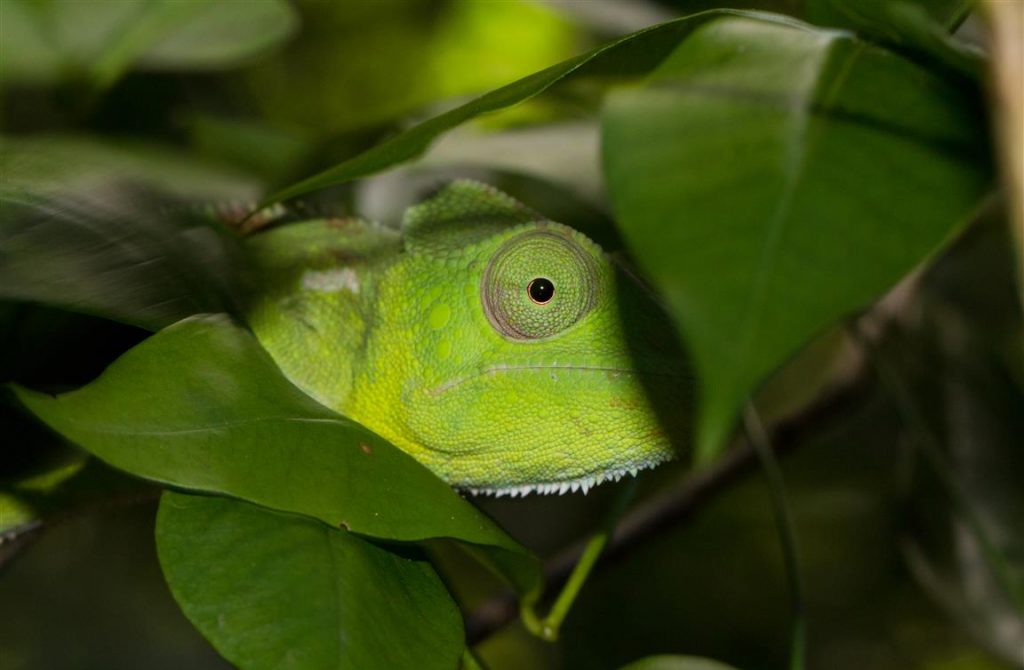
xmin=0 ymin=188 xmax=245 ymax=331
xmin=619 ymin=655 xmax=742 ymax=670
xmin=0 ymin=136 xmax=257 ymax=331
xmin=14 ymin=314 xmax=539 ymax=594
xmin=804 ymin=0 xmax=972 ymax=32
xmin=260 ymin=9 xmax=776 ymax=207
xmin=602 ymin=15 xmax=991 ymax=462
xmin=157 ymin=492 xmax=463 ymax=670
xmin=133 ymin=1 xmax=298 ymax=71
xmin=803 ymin=0 xmax=984 ymax=79
xmin=0 ymin=0 xmax=297 ymax=87
xmin=0 ymin=135 xmax=259 ymax=201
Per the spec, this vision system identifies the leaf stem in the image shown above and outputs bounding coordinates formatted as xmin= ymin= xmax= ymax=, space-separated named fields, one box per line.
xmin=742 ymin=402 xmax=806 ymax=670
xmin=461 ymin=647 xmax=487 ymax=670
xmin=521 ymin=478 xmax=638 ymax=641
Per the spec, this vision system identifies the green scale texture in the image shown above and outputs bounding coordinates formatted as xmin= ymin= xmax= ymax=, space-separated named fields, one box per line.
xmin=246 ymin=181 xmax=690 ymax=495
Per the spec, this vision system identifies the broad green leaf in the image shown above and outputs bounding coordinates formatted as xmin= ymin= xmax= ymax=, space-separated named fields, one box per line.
xmin=619 ymin=655 xmax=742 ymax=670
xmin=0 ymin=136 xmax=256 ymax=331
xmin=0 ymin=0 xmax=297 ymax=88
xmin=14 ymin=314 xmax=539 ymax=593
xmin=261 ymin=9 xmax=782 ymax=207
xmin=602 ymin=16 xmax=990 ymax=461
xmin=157 ymin=492 xmax=463 ymax=670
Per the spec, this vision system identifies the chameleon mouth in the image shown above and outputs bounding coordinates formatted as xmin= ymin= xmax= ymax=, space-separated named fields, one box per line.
xmin=428 ymin=363 xmax=677 ymax=397
xmin=461 ymin=453 xmax=672 ymax=498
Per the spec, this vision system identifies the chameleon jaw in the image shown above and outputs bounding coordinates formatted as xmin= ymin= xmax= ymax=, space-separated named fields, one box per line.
xmin=460 ymin=454 xmax=670 ymax=498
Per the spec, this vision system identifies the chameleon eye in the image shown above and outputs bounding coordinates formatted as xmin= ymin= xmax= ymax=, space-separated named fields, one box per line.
xmin=482 ymin=230 xmax=598 ymax=340
xmin=527 ymin=278 xmax=555 ymax=304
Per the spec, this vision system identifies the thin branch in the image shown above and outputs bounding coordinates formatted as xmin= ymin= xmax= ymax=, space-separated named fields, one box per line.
xmin=743 ymin=402 xmax=806 ymax=670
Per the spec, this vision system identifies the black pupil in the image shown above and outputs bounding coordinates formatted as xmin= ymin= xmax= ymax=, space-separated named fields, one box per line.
xmin=528 ymin=278 xmax=555 ymax=304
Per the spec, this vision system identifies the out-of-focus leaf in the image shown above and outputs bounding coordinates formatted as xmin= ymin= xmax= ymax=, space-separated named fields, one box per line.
xmin=183 ymin=114 xmax=313 ymax=183
xmin=0 ymin=0 xmax=297 ymax=87
xmin=619 ymin=655 xmax=742 ymax=670
xmin=157 ymin=492 xmax=463 ymax=670
xmin=416 ymin=122 xmax=603 ymax=203
xmin=602 ymin=15 xmax=990 ymax=462
xmin=0 ymin=455 xmax=151 ymax=568
xmin=0 ymin=494 xmax=35 ymax=534
xmin=804 ymin=0 xmax=983 ymax=78
xmin=429 ymin=0 xmax=580 ymax=103
xmin=261 ymin=9 xmax=775 ymax=207
xmin=804 ymin=0 xmax=971 ymax=32
xmin=243 ymin=0 xmax=581 ymax=136
xmin=132 ymin=1 xmax=298 ymax=71
xmin=14 ymin=314 xmax=539 ymax=594
xmin=0 ymin=135 xmax=258 ymax=201
xmin=0 ymin=1 xmax=65 ymax=86
xmin=0 ymin=136 xmax=258 ymax=331
xmin=1 ymin=454 xmax=87 ymax=537
xmin=0 ymin=189 xmax=245 ymax=331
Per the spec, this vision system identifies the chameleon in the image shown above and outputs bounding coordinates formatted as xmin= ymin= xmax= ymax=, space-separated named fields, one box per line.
xmin=242 ymin=180 xmax=690 ymax=497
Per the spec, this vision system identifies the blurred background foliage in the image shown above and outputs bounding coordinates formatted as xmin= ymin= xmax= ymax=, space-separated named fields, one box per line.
xmin=0 ymin=1 xmax=1021 ymax=669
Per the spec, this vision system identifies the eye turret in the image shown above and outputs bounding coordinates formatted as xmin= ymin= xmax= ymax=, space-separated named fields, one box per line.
xmin=481 ymin=231 xmax=598 ymax=340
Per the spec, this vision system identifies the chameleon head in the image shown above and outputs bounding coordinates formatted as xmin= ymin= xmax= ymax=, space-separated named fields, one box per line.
xmin=347 ymin=181 xmax=691 ymax=496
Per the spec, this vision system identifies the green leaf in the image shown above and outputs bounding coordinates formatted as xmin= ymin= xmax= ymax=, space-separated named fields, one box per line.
xmin=132 ymin=1 xmax=298 ymax=71
xmin=0 ymin=135 xmax=259 ymax=201
xmin=619 ymin=655 xmax=742 ymax=670
xmin=804 ymin=0 xmax=972 ymax=32
xmin=260 ymin=9 xmax=776 ymax=207
xmin=602 ymin=15 xmax=990 ymax=462
xmin=157 ymin=492 xmax=463 ymax=670
xmin=0 ymin=190 xmax=245 ymax=331
xmin=14 ymin=314 xmax=539 ymax=594
xmin=804 ymin=0 xmax=984 ymax=79
xmin=0 ymin=136 xmax=256 ymax=331
xmin=0 ymin=0 xmax=297 ymax=88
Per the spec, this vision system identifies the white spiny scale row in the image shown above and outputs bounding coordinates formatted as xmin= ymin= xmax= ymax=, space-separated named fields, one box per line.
xmin=464 ymin=458 xmax=666 ymax=498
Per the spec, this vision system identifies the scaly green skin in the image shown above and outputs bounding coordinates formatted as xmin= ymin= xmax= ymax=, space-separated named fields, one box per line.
xmin=244 ymin=181 xmax=689 ymax=496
